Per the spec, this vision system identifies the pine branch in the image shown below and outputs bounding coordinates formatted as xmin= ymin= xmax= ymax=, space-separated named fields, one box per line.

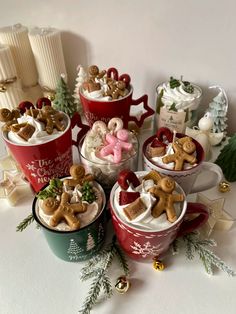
xmin=79 ymin=276 xmax=103 ymax=314
xmin=113 ymin=243 xmax=130 ymax=276
xmin=16 ymin=213 xmax=35 ymax=232
xmin=183 ymin=233 xmax=235 ymax=276
xmin=79 ymin=236 xmax=129 ymax=314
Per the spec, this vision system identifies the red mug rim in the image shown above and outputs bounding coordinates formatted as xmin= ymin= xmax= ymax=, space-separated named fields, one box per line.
xmin=2 ymin=113 xmax=71 ymax=147
xmin=79 ymin=85 xmax=133 ymax=103
xmin=32 ymin=178 xmax=107 ymax=234
xmin=142 ymin=133 xmax=205 ymax=173
xmin=110 ymin=170 xmax=187 ymax=234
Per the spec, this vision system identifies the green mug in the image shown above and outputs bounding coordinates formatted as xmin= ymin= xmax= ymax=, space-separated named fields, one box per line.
xmin=32 ymin=181 xmax=107 ymax=262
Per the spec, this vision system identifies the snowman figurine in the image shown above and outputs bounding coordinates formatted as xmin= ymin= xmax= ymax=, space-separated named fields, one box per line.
xmin=185 ymin=112 xmax=224 ymax=160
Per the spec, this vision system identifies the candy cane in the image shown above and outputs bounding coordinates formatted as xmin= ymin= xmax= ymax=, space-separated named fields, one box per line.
xmin=156 ymin=127 xmax=173 ymax=143
xmin=118 ymin=169 xmax=140 ymax=190
xmin=91 ymin=121 xmax=108 ymax=135
xmin=108 ymin=117 xmax=123 ymax=134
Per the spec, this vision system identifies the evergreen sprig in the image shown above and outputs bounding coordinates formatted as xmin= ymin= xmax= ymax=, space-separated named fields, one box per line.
xmin=16 ymin=213 xmax=35 ymax=232
xmin=37 ymin=178 xmax=63 ymax=200
xmin=79 ymin=236 xmax=129 ymax=314
xmin=173 ymin=232 xmax=235 ymax=276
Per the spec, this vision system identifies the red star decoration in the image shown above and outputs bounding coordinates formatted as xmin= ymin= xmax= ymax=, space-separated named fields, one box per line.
xmin=129 ymin=94 xmax=155 ymax=128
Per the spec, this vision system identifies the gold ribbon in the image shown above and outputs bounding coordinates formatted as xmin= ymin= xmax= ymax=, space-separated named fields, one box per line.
xmin=0 ymin=76 xmax=17 ymax=92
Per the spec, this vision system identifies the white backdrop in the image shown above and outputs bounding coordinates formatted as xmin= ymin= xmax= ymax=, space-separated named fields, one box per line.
xmin=1 ymin=0 xmax=235 ymax=133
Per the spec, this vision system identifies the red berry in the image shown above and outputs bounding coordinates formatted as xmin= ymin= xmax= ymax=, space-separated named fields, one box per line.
xmin=118 ymin=170 xmax=140 ymax=190
xmin=119 ymin=191 xmax=140 ymax=205
xmin=36 ymin=97 xmax=51 ymax=109
xmin=156 ymin=127 xmax=173 ymax=143
xmin=18 ymin=101 xmax=34 ymax=114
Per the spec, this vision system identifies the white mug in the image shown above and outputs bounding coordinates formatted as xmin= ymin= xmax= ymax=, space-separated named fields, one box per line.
xmin=142 ymin=134 xmax=223 ymax=195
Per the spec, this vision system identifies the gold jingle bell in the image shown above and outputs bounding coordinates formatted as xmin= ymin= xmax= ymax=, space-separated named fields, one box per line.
xmin=219 ymin=181 xmax=230 ymax=193
xmin=115 ymin=276 xmax=130 ymax=294
xmin=46 ymin=92 xmax=55 ymax=102
xmin=153 ymin=257 xmax=165 ymax=271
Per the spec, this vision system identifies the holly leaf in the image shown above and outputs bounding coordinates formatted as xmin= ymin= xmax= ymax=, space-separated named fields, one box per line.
xmin=169 ymin=103 xmax=178 ymax=112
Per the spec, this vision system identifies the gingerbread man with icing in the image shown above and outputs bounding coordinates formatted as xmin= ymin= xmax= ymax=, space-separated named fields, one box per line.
xmin=0 ymin=108 xmax=20 ymax=131
xmin=37 ymin=105 xmax=65 ymax=134
xmin=162 ymin=138 xmax=197 ymax=171
xmin=148 ymin=176 xmax=184 ymax=222
xmin=99 ymin=129 xmax=133 ymax=163
xmin=41 ymin=192 xmax=87 ymax=230
xmin=63 ymin=164 xmax=94 ymax=188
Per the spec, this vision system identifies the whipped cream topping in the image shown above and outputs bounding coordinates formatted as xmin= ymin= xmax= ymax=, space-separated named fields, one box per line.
xmin=149 ymin=142 xmax=197 ymax=170
xmin=80 ymin=129 xmax=137 ymax=165
xmin=7 ymin=112 xmax=68 ymax=145
xmin=157 ymin=81 xmax=201 ymax=110
xmin=113 ymin=177 xmax=183 ymax=231
xmin=82 ymin=76 xmax=129 ymax=101
xmin=37 ymin=182 xmax=104 ymax=232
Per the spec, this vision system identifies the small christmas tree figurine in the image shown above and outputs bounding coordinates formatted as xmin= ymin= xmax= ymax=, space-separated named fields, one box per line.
xmin=53 ymin=74 xmax=77 ymax=118
xmin=207 ymin=86 xmax=228 ymax=140
xmin=215 ymin=133 xmax=236 ymax=182
xmin=73 ymin=65 xmax=87 ymax=114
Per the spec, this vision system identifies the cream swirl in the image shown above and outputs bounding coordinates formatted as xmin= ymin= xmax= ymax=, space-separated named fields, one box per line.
xmin=7 ymin=113 xmax=68 ymax=145
xmin=157 ymin=81 xmax=202 ymax=110
xmin=113 ymin=178 xmax=183 ymax=231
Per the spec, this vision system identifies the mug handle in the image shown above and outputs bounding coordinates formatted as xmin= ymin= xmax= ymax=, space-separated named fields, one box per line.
xmin=176 ymin=202 xmax=209 ymax=237
xmin=71 ymin=112 xmax=90 ymax=148
xmin=190 ymin=162 xmax=223 ymax=194
xmin=128 ymin=94 xmax=155 ymax=128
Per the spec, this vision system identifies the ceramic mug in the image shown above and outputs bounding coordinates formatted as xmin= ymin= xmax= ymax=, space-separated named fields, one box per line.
xmin=32 ymin=180 xmax=107 ymax=262
xmin=142 ymin=133 xmax=223 ymax=195
xmin=2 ymin=113 xmax=88 ymax=192
xmin=109 ymin=171 xmax=209 ymax=261
xmin=79 ymin=67 xmax=154 ymax=129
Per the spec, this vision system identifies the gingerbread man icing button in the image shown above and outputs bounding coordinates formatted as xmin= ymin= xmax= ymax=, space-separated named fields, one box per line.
xmin=99 ymin=129 xmax=133 ymax=163
xmin=41 ymin=192 xmax=87 ymax=230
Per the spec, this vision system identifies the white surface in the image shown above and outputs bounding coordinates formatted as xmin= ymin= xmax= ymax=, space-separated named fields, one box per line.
xmin=0 ymin=131 xmax=236 ymax=314
xmin=0 ymin=0 xmax=236 ymax=134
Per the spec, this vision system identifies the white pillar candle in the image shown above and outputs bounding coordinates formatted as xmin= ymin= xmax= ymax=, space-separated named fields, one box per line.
xmin=0 ymin=24 xmax=39 ymax=88
xmin=28 ymin=27 xmax=67 ymax=91
xmin=0 ymin=44 xmax=26 ymax=109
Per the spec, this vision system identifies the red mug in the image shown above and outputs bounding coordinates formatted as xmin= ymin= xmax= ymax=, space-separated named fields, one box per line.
xmin=79 ymin=66 xmax=154 ymax=129
xmin=2 ymin=113 xmax=89 ymax=192
xmin=109 ymin=171 xmax=209 ymax=261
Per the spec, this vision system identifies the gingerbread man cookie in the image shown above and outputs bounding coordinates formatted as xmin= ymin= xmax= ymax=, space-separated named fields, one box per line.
xmin=0 ymin=108 xmax=20 ymax=131
xmin=99 ymin=129 xmax=133 ymax=163
xmin=41 ymin=192 xmax=87 ymax=230
xmin=104 ymin=80 xmax=127 ymax=99
xmin=162 ymin=139 xmax=197 ymax=171
xmin=37 ymin=105 xmax=65 ymax=134
xmin=63 ymin=164 xmax=94 ymax=188
xmin=148 ymin=176 xmax=184 ymax=222
xmin=88 ymin=65 xmax=106 ymax=80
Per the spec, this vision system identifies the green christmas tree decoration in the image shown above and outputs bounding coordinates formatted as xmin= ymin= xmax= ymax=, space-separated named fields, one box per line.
xmin=207 ymin=89 xmax=228 ymax=135
xmin=53 ymin=74 xmax=77 ymax=118
xmin=215 ymin=134 xmax=236 ymax=182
